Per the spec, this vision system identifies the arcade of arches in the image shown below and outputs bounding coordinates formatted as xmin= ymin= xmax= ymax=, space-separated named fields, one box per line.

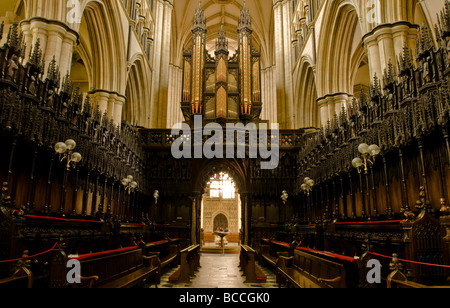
xmin=0 ymin=0 xmax=450 ymax=289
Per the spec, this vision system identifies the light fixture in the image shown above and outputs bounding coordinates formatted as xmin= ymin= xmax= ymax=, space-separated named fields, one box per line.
xmin=301 ymin=177 xmax=315 ymax=196
xmin=352 ymin=143 xmax=381 ymax=174
xmin=153 ymin=190 xmax=159 ymax=205
xmin=281 ymin=190 xmax=289 ymax=205
xmin=122 ymin=175 xmax=138 ymax=194
xmin=54 ymin=139 xmax=82 ymax=170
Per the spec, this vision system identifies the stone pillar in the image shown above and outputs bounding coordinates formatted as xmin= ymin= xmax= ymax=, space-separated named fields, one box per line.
xmin=112 ymin=94 xmax=126 ymax=125
xmin=273 ymin=0 xmax=294 ymax=129
xmin=20 ymin=17 xmax=79 ymax=79
xmin=363 ymin=22 xmax=419 ymax=85
xmin=150 ymin=0 xmax=173 ymax=128
xmin=261 ymin=66 xmax=278 ymax=125
xmin=90 ymin=90 xmax=126 ymax=125
xmin=91 ymin=90 xmax=110 ymax=117
xmin=167 ymin=64 xmax=183 ymax=128
xmin=317 ymin=93 xmax=352 ymax=127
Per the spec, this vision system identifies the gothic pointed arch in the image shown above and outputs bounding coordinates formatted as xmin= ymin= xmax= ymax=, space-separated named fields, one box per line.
xmin=124 ymin=55 xmax=151 ymax=126
xmin=75 ymin=0 xmax=127 ymax=94
xmin=316 ymin=0 xmax=363 ymax=98
xmin=294 ymin=56 xmax=318 ymax=128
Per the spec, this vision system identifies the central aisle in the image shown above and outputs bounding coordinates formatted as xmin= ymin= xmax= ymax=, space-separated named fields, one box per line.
xmin=151 ymin=253 xmax=280 ymax=289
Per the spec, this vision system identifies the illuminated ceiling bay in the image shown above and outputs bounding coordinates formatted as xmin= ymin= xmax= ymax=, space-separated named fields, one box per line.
xmin=172 ymin=0 xmax=273 ymax=67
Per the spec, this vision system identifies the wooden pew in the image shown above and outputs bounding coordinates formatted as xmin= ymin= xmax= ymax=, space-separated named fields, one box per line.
xmin=259 ymin=239 xmax=294 ymax=267
xmin=142 ymin=239 xmax=179 ymax=271
xmin=277 ymin=248 xmax=348 ymax=288
xmin=142 ymin=239 xmax=179 ymax=284
xmin=240 ymin=245 xmax=267 ymax=283
xmin=387 ymin=254 xmax=450 ymax=289
xmin=70 ymin=246 xmax=159 ymax=288
xmin=169 ymin=244 xmax=201 ymax=284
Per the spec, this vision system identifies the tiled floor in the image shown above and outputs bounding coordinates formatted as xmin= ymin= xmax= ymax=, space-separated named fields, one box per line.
xmin=150 ymin=253 xmax=280 ymax=289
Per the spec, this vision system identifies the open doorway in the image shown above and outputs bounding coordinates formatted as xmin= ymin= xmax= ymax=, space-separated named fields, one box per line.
xmin=200 ymin=172 xmax=241 ymax=248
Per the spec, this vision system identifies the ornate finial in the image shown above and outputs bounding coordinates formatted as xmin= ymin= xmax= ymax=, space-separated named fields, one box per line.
xmin=383 ymin=59 xmax=397 ymax=89
xmin=216 ymin=23 xmax=228 ymax=52
xmin=28 ymin=38 xmax=43 ymax=69
xmin=6 ymin=19 xmax=20 ymax=50
xmin=440 ymin=198 xmax=450 ymax=215
xmin=398 ymin=43 xmax=414 ymax=75
xmin=61 ymin=72 xmax=73 ymax=95
xmin=438 ymin=0 xmax=450 ymax=38
xmin=416 ymin=23 xmax=433 ymax=59
xmin=101 ymin=109 xmax=109 ymax=127
xmin=389 ymin=253 xmax=403 ymax=272
xmin=0 ymin=21 xmax=4 ymax=42
xmin=238 ymin=0 xmax=252 ymax=32
xmin=0 ymin=182 xmax=11 ymax=208
xmin=415 ymin=186 xmax=429 ymax=211
xmin=15 ymin=250 xmax=31 ymax=272
xmin=192 ymin=0 xmax=206 ymax=32
xmin=47 ymin=56 xmax=61 ymax=85
xmin=369 ymin=74 xmax=382 ymax=100
xmin=83 ymin=94 xmax=92 ymax=116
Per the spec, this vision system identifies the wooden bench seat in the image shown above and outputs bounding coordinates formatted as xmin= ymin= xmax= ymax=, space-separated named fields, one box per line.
xmin=240 ymin=245 xmax=267 ymax=283
xmin=169 ymin=244 xmax=201 ymax=283
xmin=259 ymin=239 xmax=294 ymax=268
xmin=277 ymin=249 xmax=347 ymax=288
xmin=70 ymin=246 xmax=159 ymax=288
xmin=142 ymin=239 xmax=179 ymax=277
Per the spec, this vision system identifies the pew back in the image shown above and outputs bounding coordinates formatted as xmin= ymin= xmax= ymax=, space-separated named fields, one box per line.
xmin=169 ymin=244 xmax=200 ymax=283
xmin=71 ymin=247 xmax=156 ymax=288
xmin=279 ymin=249 xmax=346 ymax=288
xmin=240 ymin=245 xmax=267 ymax=283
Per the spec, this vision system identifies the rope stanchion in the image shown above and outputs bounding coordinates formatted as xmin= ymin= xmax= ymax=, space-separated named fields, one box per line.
xmin=365 ymin=251 xmax=450 ymax=268
xmin=0 ymin=243 xmax=61 ymax=264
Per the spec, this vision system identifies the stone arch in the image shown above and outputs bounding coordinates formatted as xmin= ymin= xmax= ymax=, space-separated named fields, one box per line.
xmin=213 ymin=213 xmax=229 ymax=231
xmin=124 ymin=55 xmax=151 ymax=127
xmin=317 ymin=1 xmax=362 ymax=97
xmin=294 ymin=56 xmax=318 ymax=128
xmin=78 ymin=0 xmax=127 ymax=93
xmin=316 ymin=0 xmax=368 ymax=125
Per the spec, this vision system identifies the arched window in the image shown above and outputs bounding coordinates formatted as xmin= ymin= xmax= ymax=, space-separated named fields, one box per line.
xmin=208 ymin=172 xmax=236 ymax=200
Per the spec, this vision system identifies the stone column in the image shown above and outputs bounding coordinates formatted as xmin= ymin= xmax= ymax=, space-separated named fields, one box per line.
xmin=167 ymin=64 xmax=183 ymax=128
xmin=363 ymin=22 xmax=419 ymax=85
xmin=273 ymin=0 xmax=294 ymax=129
xmin=150 ymin=0 xmax=173 ymax=128
xmin=317 ymin=93 xmax=352 ymax=127
xmin=20 ymin=17 xmax=79 ymax=79
xmin=90 ymin=90 xmax=110 ymax=118
xmin=90 ymin=90 xmax=126 ymax=125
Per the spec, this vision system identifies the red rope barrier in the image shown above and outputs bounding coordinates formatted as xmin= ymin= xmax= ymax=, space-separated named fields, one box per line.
xmin=0 ymin=243 xmax=61 ymax=264
xmin=366 ymin=251 xmax=450 ymax=268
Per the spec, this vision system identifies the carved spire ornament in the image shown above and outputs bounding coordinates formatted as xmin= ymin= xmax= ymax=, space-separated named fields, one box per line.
xmin=192 ymin=0 xmax=206 ymax=32
xmin=216 ymin=24 xmax=228 ymax=53
xmin=238 ymin=0 xmax=252 ymax=32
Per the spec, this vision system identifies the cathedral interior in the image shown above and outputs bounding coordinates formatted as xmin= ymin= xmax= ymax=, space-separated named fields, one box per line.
xmin=0 ymin=0 xmax=450 ymax=290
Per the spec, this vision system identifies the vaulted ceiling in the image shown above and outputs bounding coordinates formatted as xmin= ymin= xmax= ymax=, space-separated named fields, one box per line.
xmin=172 ymin=0 xmax=274 ymax=67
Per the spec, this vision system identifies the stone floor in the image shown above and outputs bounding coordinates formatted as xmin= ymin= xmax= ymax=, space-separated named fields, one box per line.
xmin=149 ymin=252 xmax=281 ymax=289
